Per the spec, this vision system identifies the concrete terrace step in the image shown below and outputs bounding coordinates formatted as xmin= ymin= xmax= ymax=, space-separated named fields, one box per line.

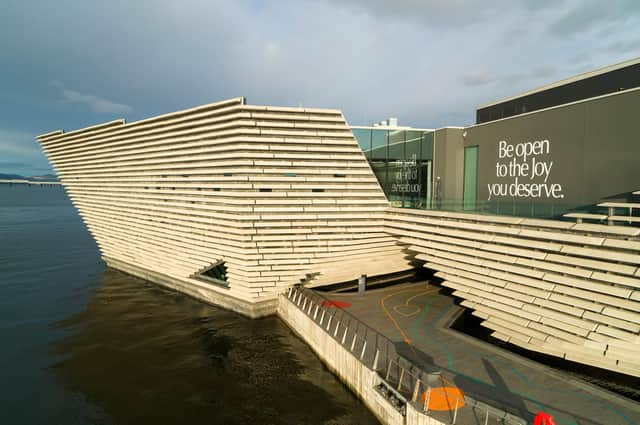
xmin=304 ymin=252 xmax=414 ymax=288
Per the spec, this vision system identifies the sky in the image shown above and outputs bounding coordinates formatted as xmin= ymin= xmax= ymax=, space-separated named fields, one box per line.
xmin=1 ymin=0 xmax=639 ymax=176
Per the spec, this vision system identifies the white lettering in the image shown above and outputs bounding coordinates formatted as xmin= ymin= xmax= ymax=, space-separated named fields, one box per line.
xmin=489 ymin=139 xmax=564 ymax=200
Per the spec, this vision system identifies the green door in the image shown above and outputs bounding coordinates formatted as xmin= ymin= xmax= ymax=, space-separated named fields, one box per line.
xmin=463 ymin=146 xmax=478 ymax=211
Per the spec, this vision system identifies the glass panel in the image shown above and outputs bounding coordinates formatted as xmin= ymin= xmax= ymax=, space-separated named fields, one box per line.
xmin=420 ymin=132 xmax=434 ymax=161
xmin=463 ymin=146 xmax=478 ymax=211
xmin=352 ymin=128 xmax=371 ymax=158
xmin=388 ymin=130 xmax=405 ymax=163
xmin=371 ymin=129 xmax=388 ymax=160
xmin=404 ymin=131 xmax=422 ymax=163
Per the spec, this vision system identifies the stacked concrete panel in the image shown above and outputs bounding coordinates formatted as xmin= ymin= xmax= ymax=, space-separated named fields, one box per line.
xmin=37 ymin=98 xmax=406 ymax=317
xmin=385 ymin=208 xmax=640 ymax=377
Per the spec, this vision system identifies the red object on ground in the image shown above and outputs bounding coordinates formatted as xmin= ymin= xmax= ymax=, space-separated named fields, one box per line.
xmin=321 ymin=300 xmax=352 ymax=308
xmin=534 ymin=412 xmax=557 ymax=425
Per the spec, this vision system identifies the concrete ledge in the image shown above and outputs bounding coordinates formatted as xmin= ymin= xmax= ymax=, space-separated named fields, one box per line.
xmin=103 ymin=256 xmax=278 ymax=318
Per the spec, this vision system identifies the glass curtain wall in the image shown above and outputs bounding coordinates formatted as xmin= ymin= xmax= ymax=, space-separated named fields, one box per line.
xmin=353 ymin=128 xmax=433 ymax=209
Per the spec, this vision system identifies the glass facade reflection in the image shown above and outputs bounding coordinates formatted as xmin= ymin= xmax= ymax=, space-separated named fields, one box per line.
xmin=352 ymin=127 xmax=433 ymax=209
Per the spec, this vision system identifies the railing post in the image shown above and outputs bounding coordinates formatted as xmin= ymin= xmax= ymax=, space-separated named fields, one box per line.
xmin=326 ymin=315 xmax=332 ymax=331
xmin=307 ymin=299 xmax=313 ymax=314
xmin=372 ymin=349 xmax=380 ymax=371
xmin=424 ymin=386 xmax=431 ymax=413
xmin=397 ymin=368 xmax=405 ymax=391
xmin=342 ymin=326 xmax=348 ymax=345
xmin=385 ymin=360 xmax=392 ymax=381
xmin=484 ymin=408 xmax=489 ymax=425
xmin=412 ymin=378 xmax=421 ymax=402
xmin=350 ymin=333 xmax=357 ymax=351
xmin=360 ymin=340 xmax=367 ymax=359
xmin=452 ymin=396 xmax=459 ymax=424
xmin=313 ymin=305 xmax=319 ymax=319
xmin=334 ymin=320 xmax=340 ymax=337
xmin=320 ymin=310 xmax=325 ymax=325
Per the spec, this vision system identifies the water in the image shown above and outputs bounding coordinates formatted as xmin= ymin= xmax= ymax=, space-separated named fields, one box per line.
xmin=0 ymin=185 xmax=379 ymax=425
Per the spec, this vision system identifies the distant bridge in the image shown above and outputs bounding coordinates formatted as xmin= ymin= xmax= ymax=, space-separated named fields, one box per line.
xmin=0 ymin=179 xmax=61 ymax=186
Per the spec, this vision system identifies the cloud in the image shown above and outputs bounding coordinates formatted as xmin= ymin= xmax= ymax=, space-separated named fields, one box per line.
xmin=53 ymin=82 xmax=132 ymax=114
xmin=605 ymin=38 xmax=640 ymax=54
xmin=548 ymin=0 xmax=640 ymax=37
xmin=0 ymin=129 xmax=51 ymax=175
xmin=61 ymin=88 xmax=133 ymax=114
xmin=0 ymin=0 xmax=638 ymax=138
xmin=461 ymin=72 xmax=496 ymax=87
xmin=323 ymin=0 xmax=559 ymax=28
xmin=461 ymin=66 xmax=556 ymax=87
xmin=0 ymin=130 xmax=40 ymax=156
xmin=0 ymin=161 xmax=30 ymax=168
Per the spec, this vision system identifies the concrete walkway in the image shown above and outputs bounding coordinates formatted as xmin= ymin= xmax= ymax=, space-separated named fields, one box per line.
xmin=318 ymin=281 xmax=640 ymax=425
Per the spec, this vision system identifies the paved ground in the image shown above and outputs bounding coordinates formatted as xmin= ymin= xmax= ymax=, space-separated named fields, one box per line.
xmin=319 ymin=281 xmax=640 ymax=425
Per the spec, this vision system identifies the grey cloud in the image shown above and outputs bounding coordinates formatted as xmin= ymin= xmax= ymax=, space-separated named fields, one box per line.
xmin=0 ymin=0 xmax=636 ymax=148
xmin=605 ymin=38 xmax=640 ymax=54
xmin=58 ymin=86 xmax=133 ymax=114
xmin=0 ymin=130 xmax=40 ymax=156
xmin=324 ymin=0 xmax=564 ymax=28
xmin=0 ymin=161 xmax=29 ymax=168
xmin=461 ymin=66 xmax=556 ymax=88
xmin=324 ymin=0 xmax=508 ymax=27
xmin=548 ymin=0 xmax=640 ymax=37
xmin=531 ymin=66 xmax=556 ymax=79
xmin=461 ymin=72 xmax=496 ymax=86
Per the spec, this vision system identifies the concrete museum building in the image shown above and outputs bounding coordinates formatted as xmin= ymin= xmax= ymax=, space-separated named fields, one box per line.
xmin=38 ymin=57 xmax=640 ymax=377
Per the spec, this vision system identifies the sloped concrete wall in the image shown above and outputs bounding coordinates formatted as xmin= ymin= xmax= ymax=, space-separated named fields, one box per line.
xmin=385 ymin=207 xmax=640 ymax=377
xmin=37 ymin=97 xmax=401 ymax=315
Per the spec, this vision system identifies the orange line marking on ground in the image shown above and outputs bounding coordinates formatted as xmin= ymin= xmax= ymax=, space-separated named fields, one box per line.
xmin=380 ymin=287 xmax=434 ymax=354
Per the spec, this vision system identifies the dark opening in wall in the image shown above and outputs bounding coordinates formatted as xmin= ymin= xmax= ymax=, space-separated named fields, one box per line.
xmin=212 ymin=188 xmax=221 ymax=191
xmin=223 ymin=173 xmax=232 ymax=176
xmin=333 ymin=174 xmax=346 ymax=178
xmin=284 ymin=173 xmax=297 ymax=177
xmin=194 ymin=260 xmax=228 ymax=287
xmin=312 ymin=188 xmax=325 ymax=192
xmin=259 ymin=188 xmax=272 ymax=192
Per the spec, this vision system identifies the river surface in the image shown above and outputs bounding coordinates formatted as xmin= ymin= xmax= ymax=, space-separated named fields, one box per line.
xmin=0 ymin=185 xmax=379 ymax=425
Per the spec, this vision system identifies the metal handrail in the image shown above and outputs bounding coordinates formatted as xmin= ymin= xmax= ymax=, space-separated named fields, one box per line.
xmin=285 ymin=285 xmax=527 ymax=425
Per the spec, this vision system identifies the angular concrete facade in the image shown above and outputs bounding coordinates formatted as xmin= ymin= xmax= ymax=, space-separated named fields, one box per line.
xmin=386 ymin=208 xmax=640 ymax=377
xmin=38 ymin=97 xmax=640 ymax=378
xmin=37 ymin=97 xmax=407 ymax=317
